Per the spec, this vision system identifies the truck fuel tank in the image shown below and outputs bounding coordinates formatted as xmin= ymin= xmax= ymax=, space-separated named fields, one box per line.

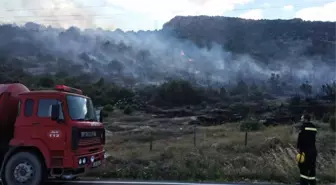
xmin=0 ymin=83 xmax=30 ymax=138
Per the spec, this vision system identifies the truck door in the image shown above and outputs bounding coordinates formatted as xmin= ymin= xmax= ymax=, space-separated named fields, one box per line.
xmin=31 ymin=96 xmax=67 ymax=163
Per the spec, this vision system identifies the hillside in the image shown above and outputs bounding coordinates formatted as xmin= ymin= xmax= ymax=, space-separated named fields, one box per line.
xmin=163 ymin=16 xmax=336 ymax=63
xmin=0 ymin=16 xmax=335 ymax=89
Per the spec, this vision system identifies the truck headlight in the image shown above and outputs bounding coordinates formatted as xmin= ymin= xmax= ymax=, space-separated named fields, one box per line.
xmin=78 ymin=159 xmax=82 ymax=165
xmin=82 ymin=158 xmax=86 ymax=164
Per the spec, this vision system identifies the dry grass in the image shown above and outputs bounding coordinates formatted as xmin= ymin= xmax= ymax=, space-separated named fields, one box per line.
xmin=92 ymin=111 xmax=336 ymax=183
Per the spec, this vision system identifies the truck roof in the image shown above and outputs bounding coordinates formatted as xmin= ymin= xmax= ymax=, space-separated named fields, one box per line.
xmin=19 ymin=90 xmax=89 ymax=98
xmin=0 ymin=83 xmax=88 ymax=98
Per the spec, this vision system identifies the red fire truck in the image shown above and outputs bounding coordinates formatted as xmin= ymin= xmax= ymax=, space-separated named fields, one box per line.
xmin=0 ymin=83 xmax=106 ymax=185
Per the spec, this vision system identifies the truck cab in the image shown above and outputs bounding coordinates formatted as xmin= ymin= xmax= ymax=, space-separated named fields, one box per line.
xmin=0 ymin=84 xmax=106 ymax=185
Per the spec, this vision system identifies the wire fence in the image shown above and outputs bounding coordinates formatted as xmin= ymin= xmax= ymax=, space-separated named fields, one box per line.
xmin=104 ymin=120 xmax=296 ymax=153
xmin=98 ymin=120 xmax=335 ymax=182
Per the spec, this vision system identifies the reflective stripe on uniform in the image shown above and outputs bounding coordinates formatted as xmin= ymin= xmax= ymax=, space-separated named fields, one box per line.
xmin=304 ymin=127 xmax=317 ymax=131
xmin=300 ymin=174 xmax=316 ymax=180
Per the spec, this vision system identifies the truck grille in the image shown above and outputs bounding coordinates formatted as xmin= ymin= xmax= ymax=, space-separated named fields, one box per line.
xmin=71 ymin=127 xmax=105 ymax=150
xmin=78 ymin=137 xmax=101 ymax=147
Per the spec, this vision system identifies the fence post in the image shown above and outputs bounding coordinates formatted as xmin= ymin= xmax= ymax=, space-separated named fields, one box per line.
xmin=193 ymin=125 xmax=196 ymax=147
xmin=244 ymin=131 xmax=248 ymax=146
xmin=149 ymin=131 xmax=153 ymax=151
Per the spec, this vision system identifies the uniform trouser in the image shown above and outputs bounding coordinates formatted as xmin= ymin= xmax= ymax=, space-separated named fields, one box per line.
xmin=299 ymin=151 xmax=317 ymax=185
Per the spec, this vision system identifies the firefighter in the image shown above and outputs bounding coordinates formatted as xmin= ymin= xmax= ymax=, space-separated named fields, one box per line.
xmin=297 ymin=114 xmax=317 ymax=185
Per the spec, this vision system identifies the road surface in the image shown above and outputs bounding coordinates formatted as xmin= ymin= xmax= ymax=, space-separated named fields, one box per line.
xmin=46 ymin=180 xmax=284 ymax=185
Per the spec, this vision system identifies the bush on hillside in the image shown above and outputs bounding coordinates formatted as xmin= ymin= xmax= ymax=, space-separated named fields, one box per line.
xmin=124 ymin=106 xmax=133 ymax=115
xmin=322 ymin=113 xmax=330 ymax=123
xmin=38 ymin=75 xmax=55 ymax=87
xmin=103 ymin=104 xmax=114 ymax=112
xmin=101 ymin=110 xmax=109 ymax=118
xmin=240 ymin=119 xmax=264 ymax=132
xmin=329 ymin=116 xmax=336 ymax=131
xmin=154 ymin=80 xmax=203 ymax=106
xmin=289 ymin=95 xmax=301 ymax=106
xmin=84 ymin=83 xmax=135 ymax=106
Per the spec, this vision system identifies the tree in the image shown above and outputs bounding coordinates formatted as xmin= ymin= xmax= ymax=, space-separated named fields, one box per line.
xmin=321 ymin=82 xmax=336 ymax=100
xmin=267 ymin=73 xmax=283 ymax=95
xmin=38 ymin=76 xmax=54 ymax=88
xmin=95 ymin=78 xmax=105 ymax=87
xmin=107 ymin=59 xmax=124 ymax=74
xmin=300 ymin=81 xmax=312 ymax=98
xmin=137 ymin=50 xmax=150 ymax=62
xmin=155 ymin=80 xmax=202 ymax=106
xmin=230 ymin=80 xmax=248 ymax=96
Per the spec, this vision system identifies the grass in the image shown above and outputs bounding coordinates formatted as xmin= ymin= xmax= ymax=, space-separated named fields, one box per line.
xmin=91 ymin=111 xmax=336 ymax=184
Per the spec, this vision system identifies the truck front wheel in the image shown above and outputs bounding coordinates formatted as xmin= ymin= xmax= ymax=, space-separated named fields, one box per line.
xmin=3 ymin=152 xmax=44 ymax=185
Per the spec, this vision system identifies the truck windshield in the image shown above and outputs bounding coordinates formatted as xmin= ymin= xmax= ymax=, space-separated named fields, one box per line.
xmin=66 ymin=95 xmax=97 ymax=121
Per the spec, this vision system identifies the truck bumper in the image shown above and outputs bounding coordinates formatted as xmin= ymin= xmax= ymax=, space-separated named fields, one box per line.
xmin=55 ymin=150 xmax=105 ymax=177
xmin=73 ymin=150 xmax=106 ymax=169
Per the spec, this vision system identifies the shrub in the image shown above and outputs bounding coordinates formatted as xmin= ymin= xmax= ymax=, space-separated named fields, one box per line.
xmin=155 ymin=80 xmax=203 ymax=106
xmin=119 ymin=105 xmax=126 ymax=110
xmin=38 ymin=75 xmax=55 ymax=87
xmin=240 ymin=119 xmax=263 ymax=132
xmin=289 ymin=95 xmax=301 ymax=106
xmin=322 ymin=113 xmax=330 ymax=123
xmin=124 ymin=106 xmax=133 ymax=115
xmin=101 ymin=110 xmax=109 ymax=117
xmin=329 ymin=116 xmax=336 ymax=131
xmin=103 ymin=104 xmax=114 ymax=112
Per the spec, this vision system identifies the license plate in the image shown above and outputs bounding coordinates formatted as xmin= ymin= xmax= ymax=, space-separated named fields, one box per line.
xmin=92 ymin=160 xmax=101 ymax=168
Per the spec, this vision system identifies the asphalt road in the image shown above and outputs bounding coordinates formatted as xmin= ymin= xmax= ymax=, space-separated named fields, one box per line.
xmin=46 ymin=180 xmax=284 ymax=185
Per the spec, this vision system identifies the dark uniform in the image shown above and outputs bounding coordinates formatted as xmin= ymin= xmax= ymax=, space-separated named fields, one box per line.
xmin=297 ymin=115 xmax=317 ymax=185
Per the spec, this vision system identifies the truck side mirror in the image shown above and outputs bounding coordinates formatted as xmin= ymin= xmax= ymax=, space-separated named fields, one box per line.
xmin=51 ymin=104 xmax=60 ymax=122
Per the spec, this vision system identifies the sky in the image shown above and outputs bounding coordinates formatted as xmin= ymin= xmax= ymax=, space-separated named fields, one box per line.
xmin=0 ymin=0 xmax=335 ymax=31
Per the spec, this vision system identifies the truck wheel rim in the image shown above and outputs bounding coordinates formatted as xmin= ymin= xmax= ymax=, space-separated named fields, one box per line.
xmin=13 ymin=162 xmax=34 ymax=182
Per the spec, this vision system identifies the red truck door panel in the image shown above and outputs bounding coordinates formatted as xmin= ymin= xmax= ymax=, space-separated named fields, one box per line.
xmin=31 ymin=96 xmax=68 ymax=152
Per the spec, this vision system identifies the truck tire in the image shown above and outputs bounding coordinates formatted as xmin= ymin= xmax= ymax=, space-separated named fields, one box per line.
xmin=3 ymin=152 xmax=44 ymax=185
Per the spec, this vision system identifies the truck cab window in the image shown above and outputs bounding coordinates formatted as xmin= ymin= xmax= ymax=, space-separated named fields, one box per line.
xmin=66 ymin=95 xmax=96 ymax=121
xmin=24 ymin=99 xmax=34 ymax=117
xmin=37 ymin=99 xmax=64 ymax=119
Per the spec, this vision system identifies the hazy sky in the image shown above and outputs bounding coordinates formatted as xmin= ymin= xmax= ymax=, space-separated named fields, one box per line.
xmin=0 ymin=0 xmax=335 ymax=31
